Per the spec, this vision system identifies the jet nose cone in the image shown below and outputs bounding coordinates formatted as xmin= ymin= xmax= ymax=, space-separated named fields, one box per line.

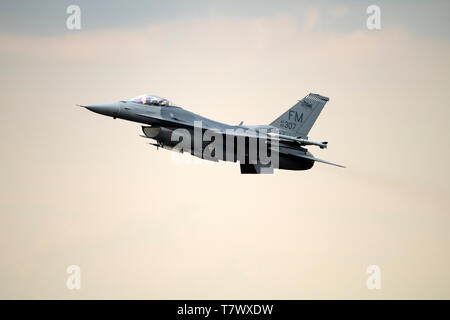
xmin=84 ymin=102 xmax=119 ymax=117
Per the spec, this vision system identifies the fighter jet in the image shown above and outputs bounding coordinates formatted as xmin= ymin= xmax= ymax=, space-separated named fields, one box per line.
xmin=81 ymin=93 xmax=344 ymax=174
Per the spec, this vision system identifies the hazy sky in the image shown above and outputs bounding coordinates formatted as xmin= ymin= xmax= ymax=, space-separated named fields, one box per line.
xmin=0 ymin=0 xmax=449 ymax=299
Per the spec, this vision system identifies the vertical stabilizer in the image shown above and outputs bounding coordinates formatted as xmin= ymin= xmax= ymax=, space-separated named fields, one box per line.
xmin=270 ymin=93 xmax=329 ymax=138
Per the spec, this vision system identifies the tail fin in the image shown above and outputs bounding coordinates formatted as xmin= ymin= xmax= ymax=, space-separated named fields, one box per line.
xmin=270 ymin=93 xmax=329 ymax=138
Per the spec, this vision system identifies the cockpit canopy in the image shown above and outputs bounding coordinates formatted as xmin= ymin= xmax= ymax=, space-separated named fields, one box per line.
xmin=129 ymin=94 xmax=175 ymax=107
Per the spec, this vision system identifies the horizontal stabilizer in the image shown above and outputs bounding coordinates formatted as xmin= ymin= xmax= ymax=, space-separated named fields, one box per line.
xmin=297 ymin=153 xmax=345 ymax=168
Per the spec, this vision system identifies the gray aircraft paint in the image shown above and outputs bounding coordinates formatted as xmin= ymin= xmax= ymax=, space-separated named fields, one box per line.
xmin=82 ymin=93 xmax=344 ymax=174
xmin=270 ymin=93 xmax=329 ymax=138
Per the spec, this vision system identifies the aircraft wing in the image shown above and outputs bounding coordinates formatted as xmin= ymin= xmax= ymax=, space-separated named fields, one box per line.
xmin=141 ymin=124 xmax=345 ymax=168
xmin=203 ymin=126 xmax=328 ymax=148
xmin=204 ymin=128 xmax=345 ymax=168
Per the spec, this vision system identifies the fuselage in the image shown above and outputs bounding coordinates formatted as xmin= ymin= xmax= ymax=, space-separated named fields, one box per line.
xmin=83 ymin=99 xmax=315 ymax=171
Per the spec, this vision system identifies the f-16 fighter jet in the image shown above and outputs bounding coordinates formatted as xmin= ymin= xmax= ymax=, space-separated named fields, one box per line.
xmin=81 ymin=93 xmax=344 ymax=174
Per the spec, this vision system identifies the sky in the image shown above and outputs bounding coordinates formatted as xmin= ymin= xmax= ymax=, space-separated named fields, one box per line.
xmin=0 ymin=0 xmax=449 ymax=299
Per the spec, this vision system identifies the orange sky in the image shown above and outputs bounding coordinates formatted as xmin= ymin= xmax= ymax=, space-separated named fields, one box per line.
xmin=0 ymin=2 xmax=449 ymax=299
